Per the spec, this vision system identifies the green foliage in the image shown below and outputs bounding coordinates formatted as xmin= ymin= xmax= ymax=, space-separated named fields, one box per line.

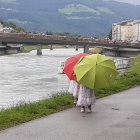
xmin=0 ymin=20 xmax=16 ymax=28
xmin=15 ymin=26 xmax=25 ymax=32
xmin=0 ymin=93 xmax=74 ymax=130
xmin=55 ymin=32 xmax=81 ymax=37
xmin=95 ymin=73 xmax=140 ymax=99
xmin=125 ymin=54 xmax=140 ymax=75
xmin=108 ymin=29 xmax=112 ymax=40
xmin=0 ymin=20 xmax=25 ymax=32
xmin=58 ymin=4 xmax=100 ymax=15
xmin=131 ymin=54 xmax=140 ymax=65
xmin=1 ymin=0 xmax=140 ymax=36
xmin=95 ymin=54 xmax=140 ymax=98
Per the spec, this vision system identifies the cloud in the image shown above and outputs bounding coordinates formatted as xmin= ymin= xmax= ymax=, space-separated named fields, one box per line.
xmin=115 ymin=0 xmax=140 ymax=5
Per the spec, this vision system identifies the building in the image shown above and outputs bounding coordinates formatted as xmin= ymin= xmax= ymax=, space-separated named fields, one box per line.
xmin=112 ymin=23 xmax=121 ymax=41
xmin=133 ymin=20 xmax=140 ymax=42
xmin=0 ymin=22 xmax=14 ymax=33
xmin=2 ymin=27 xmax=14 ymax=33
xmin=0 ymin=23 xmax=3 ymax=32
xmin=112 ymin=20 xmax=140 ymax=42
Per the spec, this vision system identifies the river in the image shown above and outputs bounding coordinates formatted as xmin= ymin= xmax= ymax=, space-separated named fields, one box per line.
xmin=0 ymin=48 xmax=84 ymax=109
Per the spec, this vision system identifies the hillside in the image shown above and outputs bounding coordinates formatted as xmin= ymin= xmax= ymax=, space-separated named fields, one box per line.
xmin=0 ymin=0 xmax=140 ymax=36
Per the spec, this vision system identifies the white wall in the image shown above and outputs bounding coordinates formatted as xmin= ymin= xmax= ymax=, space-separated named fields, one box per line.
xmin=0 ymin=23 xmax=3 ymax=32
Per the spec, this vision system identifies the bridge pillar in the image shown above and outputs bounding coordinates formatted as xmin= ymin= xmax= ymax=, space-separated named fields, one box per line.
xmin=64 ymin=45 xmax=69 ymax=48
xmin=0 ymin=42 xmax=5 ymax=55
xmin=75 ymin=46 xmax=78 ymax=51
xmin=37 ymin=45 xmax=42 ymax=55
xmin=84 ymin=45 xmax=89 ymax=53
xmin=50 ymin=45 xmax=53 ymax=50
xmin=114 ymin=47 xmax=119 ymax=57
xmin=1 ymin=42 xmax=7 ymax=46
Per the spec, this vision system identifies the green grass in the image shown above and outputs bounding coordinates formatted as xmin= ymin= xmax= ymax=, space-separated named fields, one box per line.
xmin=58 ymin=4 xmax=100 ymax=15
xmin=95 ymin=73 xmax=140 ymax=99
xmin=1 ymin=54 xmax=140 ymax=131
xmin=125 ymin=54 xmax=140 ymax=75
xmin=58 ymin=5 xmax=114 ymax=16
xmin=0 ymin=93 xmax=74 ymax=131
xmin=95 ymin=54 xmax=140 ymax=98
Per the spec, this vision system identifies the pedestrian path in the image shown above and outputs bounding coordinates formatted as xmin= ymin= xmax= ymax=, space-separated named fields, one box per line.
xmin=0 ymin=86 xmax=140 ymax=140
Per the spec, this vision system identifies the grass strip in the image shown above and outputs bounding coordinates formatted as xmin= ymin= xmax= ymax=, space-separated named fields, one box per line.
xmin=0 ymin=93 xmax=74 ymax=131
xmin=95 ymin=73 xmax=140 ymax=99
xmin=95 ymin=54 xmax=140 ymax=98
xmin=1 ymin=72 xmax=140 ymax=131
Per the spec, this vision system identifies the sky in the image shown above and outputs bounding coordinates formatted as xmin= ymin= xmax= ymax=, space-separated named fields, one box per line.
xmin=115 ymin=0 xmax=140 ymax=5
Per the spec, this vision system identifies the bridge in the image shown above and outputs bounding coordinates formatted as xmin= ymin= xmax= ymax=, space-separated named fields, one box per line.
xmin=0 ymin=32 xmax=140 ymax=56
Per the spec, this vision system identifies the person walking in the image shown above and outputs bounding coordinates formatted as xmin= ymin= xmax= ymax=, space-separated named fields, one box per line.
xmin=76 ymin=84 xmax=96 ymax=113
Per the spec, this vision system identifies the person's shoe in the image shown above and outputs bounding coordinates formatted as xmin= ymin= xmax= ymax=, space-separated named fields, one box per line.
xmin=81 ymin=107 xmax=85 ymax=113
xmin=74 ymin=97 xmax=78 ymax=104
xmin=87 ymin=106 xmax=92 ymax=113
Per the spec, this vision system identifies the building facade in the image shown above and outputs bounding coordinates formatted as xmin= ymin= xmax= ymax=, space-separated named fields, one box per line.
xmin=0 ymin=23 xmax=3 ymax=32
xmin=2 ymin=27 xmax=14 ymax=33
xmin=112 ymin=20 xmax=140 ymax=42
xmin=133 ymin=21 xmax=140 ymax=42
xmin=0 ymin=22 xmax=14 ymax=33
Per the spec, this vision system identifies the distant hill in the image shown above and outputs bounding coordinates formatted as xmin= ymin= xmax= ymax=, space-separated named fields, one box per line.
xmin=0 ymin=0 xmax=140 ymax=36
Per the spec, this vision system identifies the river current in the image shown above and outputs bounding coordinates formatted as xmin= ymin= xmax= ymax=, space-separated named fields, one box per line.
xmin=0 ymin=48 xmax=84 ymax=109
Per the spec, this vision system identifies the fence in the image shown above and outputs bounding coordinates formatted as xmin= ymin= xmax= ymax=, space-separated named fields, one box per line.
xmin=114 ymin=57 xmax=133 ymax=70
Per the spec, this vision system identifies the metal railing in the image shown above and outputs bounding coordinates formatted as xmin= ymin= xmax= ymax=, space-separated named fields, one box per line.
xmin=114 ymin=57 xmax=133 ymax=70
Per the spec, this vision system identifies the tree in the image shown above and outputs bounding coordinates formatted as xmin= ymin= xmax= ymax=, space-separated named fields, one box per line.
xmin=0 ymin=19 xmax=25 ymax=32
xmin=108 ymin=29 xmax=112 ymax=40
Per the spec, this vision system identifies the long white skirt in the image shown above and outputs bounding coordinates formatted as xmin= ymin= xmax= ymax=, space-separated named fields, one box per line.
xmin=68 ymin=80 xmax=80 ymax=98
xmin=77 ymin=84 xmax=96 ymax=107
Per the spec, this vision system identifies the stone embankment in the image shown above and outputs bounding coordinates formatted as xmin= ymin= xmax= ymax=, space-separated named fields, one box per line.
xmin=0 ymin=44 xmax=22 ymax=55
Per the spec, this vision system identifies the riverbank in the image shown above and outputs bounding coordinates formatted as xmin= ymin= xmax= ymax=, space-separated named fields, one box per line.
xmin=0 ymin=54 xmax=140 ymax=131
xmin=0 ymin=73 xmax=140 ymax=130
xmin=21 ymin=45 xmax=65 ymax=53
xmin=0 ymin=93 xmax=74 ymax=131
xmin=1 ymin=86 xmax=140 ymax=140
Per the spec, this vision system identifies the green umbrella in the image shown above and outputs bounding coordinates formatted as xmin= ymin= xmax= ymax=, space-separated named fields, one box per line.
xmin=74 ymin=54 xmax=119 ymax=90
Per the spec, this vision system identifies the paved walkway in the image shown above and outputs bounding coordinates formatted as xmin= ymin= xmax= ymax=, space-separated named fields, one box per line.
xmin=0 ymin=86 xmax=140 ymax=140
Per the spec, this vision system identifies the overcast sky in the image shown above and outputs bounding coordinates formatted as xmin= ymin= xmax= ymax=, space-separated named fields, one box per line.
xmin=115 ymin=0 xmax=140 ymax=5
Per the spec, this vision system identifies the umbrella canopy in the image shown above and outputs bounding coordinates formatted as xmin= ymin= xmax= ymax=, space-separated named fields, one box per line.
xmin=74 ymin=54 xmax=119 ymax=90
xmin=63 ymin=53 xmax=89 ymax=80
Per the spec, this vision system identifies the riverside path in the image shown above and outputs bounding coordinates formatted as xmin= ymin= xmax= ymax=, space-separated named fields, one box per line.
xmin=0 ymin=86 xmax=140 ymax=140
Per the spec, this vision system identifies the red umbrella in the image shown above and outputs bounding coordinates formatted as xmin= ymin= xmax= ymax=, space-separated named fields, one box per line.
xmin=63 ymin=53 xmax=89 ymax=80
